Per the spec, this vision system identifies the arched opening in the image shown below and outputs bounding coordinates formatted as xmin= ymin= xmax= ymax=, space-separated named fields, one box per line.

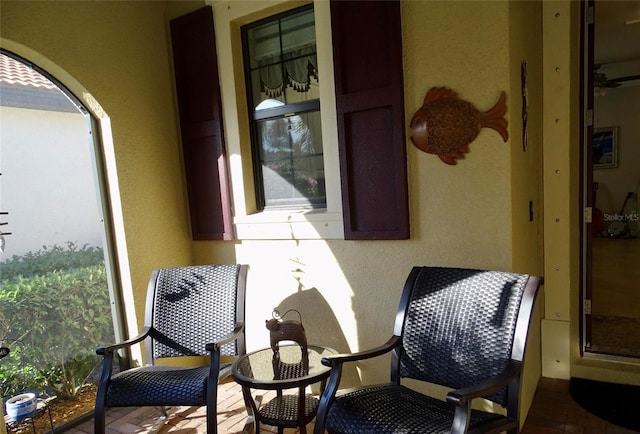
xmin=1 ymin=50 xmax=127 ymax=431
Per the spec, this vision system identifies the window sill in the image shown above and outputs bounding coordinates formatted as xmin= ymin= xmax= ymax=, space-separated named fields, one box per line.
xmin=234 ymin=210 xmax=344 ymax=240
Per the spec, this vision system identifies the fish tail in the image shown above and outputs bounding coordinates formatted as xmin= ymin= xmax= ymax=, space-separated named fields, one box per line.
xmin=481 ymin=91 xmax=509 ymax=142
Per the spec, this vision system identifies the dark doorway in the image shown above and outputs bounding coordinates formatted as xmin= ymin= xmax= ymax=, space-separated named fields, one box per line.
xmin=582 ymin=1 xmax=640 ymax=359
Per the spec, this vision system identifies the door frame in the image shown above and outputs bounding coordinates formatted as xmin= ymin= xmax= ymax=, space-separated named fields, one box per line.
xmin=580 ymin=0 xmax=595 ymax=356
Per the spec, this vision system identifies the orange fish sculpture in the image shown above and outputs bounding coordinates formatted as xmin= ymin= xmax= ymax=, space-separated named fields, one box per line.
xmin=409 ymin=87 xmax=509 ymax=165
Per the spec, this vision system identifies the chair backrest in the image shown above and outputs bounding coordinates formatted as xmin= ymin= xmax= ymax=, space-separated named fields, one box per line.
xmin=395 ymin=266 xmax=541 ymax=407
xmin=145 ymin=264 xmax=248 ymax=361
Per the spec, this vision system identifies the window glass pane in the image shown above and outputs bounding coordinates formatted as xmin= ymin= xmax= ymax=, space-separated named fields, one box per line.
xmin=252 ymin=68 xmax=284 ymax=108
xmin=291 ymin=111 xmax=323 ymax=156
xmin=247 ymin=21 xmax=281 ymax=69
xmin=281 ymin=9 xmax=316 ymax=105
xmin=257 ymin=110 xmax=325 ymax=209
xmin=280 ymin=9 xmax=315 ymax=55
xmin=248 ymin=21 xmax=284 ymax=108
xmin=248 ymin=7 xmax=318 ymax=110
xmin=244 ymin=5 xmax=324 ymax=210
xmin=283 ymin=57 xmax=318 ymax=100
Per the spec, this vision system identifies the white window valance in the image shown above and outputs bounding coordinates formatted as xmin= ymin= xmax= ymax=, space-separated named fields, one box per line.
xmin=258 ymin=48 xmax=318 ymax=97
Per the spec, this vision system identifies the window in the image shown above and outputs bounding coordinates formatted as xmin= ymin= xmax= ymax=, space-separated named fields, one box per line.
xmin=172 ymin=2 xmax=407 ymax=240
xmin=242 ymin=5 xmax=325 ymax=210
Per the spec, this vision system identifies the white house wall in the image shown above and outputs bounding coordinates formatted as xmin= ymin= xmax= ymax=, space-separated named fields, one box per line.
xmin=0 ymin=106 xmax=103 ymax=259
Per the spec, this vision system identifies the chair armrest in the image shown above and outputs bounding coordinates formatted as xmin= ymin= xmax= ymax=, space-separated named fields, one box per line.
xmin=95 ymin=326 xmax=154 ymax=399
xmin=205 ymin=322 xmax=244 ymax=400
xmin=314 ymin=336 xmax=401 ymax=434
xmin=321 ymin=336 xmax=401 ymax=367
xmin=445 ymin=361 xmax=522 ymax=434
xmin=205 ymin=322 xmax=244 ymax=352
xmin=446 ymin=360 xmax=522 ymax=406
xmin=96 ymin=326 xmax=152 ymax=356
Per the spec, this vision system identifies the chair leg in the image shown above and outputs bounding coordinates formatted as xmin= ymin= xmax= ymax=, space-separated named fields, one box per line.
xmin=206 ymin=409 xmax=217 ymax=434
xmin=207 ymin=387 xmax=218 ymax=434
xmin=207 ymin=409 xmax=218 ymax=434
xmin=94 ymin=362 xmax=110 ymax=434
xmin=93 ymin=401 xmax=106 ymax=434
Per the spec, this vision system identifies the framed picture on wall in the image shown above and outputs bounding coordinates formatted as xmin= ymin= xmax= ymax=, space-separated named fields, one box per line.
xmin=593 ymin=127 xmax=618 ymax=169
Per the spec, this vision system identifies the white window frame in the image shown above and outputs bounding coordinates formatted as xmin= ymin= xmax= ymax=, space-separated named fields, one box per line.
xmin=213 ymin=0 xmax=343 ymax=240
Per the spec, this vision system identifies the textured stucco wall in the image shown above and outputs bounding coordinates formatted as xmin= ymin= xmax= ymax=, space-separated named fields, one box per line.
xmin=206 ymin=0 xmax=527 ymax=397
xmin=507 ymin=0 xmax=545 ymax=416
xmin=0 ymin=0 xmax=201 ymax=345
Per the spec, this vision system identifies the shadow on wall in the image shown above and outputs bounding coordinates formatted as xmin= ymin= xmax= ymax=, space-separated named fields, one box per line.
xmin=272 ymin=288 xmax=361 ymax=389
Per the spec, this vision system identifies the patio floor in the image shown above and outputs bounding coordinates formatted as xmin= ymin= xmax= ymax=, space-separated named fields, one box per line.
xmin=60 ymin=377 xmax=635 ymax=434
xmin=65 ymin=378 xmax=305 ymax=434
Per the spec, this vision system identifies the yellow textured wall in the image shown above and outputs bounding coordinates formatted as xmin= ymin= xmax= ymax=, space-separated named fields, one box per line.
xmin=509 ymin=1 xmax=544 ymax=276
xmin=0 ymin=0 xmax=546 ymax=416
xmin=203 ymin=0 xmax=544 ymax=406
xmin=0 ymin=0 xmax=200 ymax=346
xmin=507 ymin=0 xmax=545 ymax=416
xmin=402 ymin=0 xmax=514 ymax=267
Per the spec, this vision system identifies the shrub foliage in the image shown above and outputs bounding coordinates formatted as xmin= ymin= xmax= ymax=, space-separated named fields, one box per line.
xmin=1 ymin=243 xmax=113 ymax=400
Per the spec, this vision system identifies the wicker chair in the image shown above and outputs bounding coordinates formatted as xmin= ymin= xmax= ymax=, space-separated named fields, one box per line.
xmin=314 ymin=266 xmax=542 ymax=434
xmin=94 ymin=264 xmax=248 ymax=434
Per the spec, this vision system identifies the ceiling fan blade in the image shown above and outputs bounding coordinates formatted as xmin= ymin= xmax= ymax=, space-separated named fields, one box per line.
xmin=611 ymin=74 xmax=640 ymax=83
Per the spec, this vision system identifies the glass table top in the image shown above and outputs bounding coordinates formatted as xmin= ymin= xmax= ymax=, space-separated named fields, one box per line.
xmin=232 ymin=344 xmax=337 ymax=388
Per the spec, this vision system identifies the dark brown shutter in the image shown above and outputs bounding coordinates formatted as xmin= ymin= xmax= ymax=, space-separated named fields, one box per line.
xmin=330 ymin=0 xmax=409 ymax=240
xmin=170 ymin=6 xmax=234 ymax=240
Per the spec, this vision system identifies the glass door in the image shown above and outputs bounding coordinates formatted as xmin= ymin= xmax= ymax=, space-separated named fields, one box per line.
xmin=583 ymin=1 xmax=640 ymax=359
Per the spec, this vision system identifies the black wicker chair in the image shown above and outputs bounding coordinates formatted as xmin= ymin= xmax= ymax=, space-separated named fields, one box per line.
xmin=94 ymin=264 xmax=248 ymax=434
xmin=314 ymin=266 xmax=542 ymax=434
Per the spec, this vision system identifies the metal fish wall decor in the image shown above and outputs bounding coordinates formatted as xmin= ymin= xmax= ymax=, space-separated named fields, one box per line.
xmin=409 ymin=87 xmax=509 ymax=165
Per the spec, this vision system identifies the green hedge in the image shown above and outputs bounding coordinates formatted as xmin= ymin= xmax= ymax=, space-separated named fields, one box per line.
xmin=1 ymin=242 xmax=105 ymax=280
xmin=1 ymin=243 xmax=113 ymax=400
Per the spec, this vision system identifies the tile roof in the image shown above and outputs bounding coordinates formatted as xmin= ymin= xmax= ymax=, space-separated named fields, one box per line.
xmin=0 ymin=53 xmax=57 ymax=90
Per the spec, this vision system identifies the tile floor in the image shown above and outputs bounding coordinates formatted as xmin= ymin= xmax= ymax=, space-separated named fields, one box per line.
xmin=521 ymin=377 xmax=637 ymax=434
xmin=61 ymin=377 xmax=636 ymax=434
